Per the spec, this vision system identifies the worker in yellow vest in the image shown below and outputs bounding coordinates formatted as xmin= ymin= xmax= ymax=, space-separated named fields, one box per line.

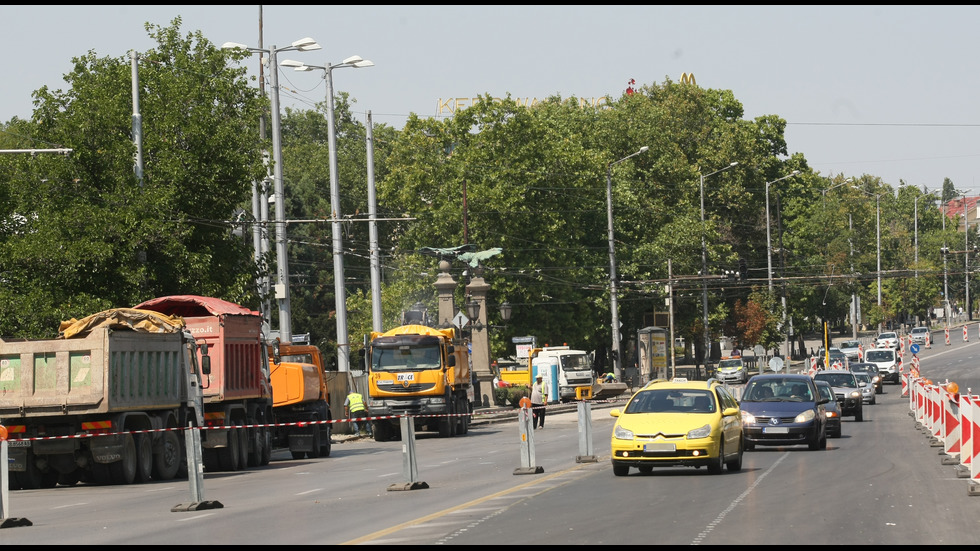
xmin=344 ymin=390 xmax=372 ymax=437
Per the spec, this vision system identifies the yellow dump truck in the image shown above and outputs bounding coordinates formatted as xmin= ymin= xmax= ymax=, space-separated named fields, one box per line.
xmin=364 ymin=324 xmax=472 ymax=441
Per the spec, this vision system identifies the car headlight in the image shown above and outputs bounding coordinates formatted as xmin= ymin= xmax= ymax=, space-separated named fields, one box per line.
xmin=872 ymin=376 xmax=880 ymax=383
xmin=613 ymin=425 xmax=634 ymax=440
xmin=849 ymin=391 xmax=861 ymax=399
xmin=687 ymin=424 xmax=712 ymax=439
xmin=741 ymin=411 xmax=756 ymax=424
xmin=794 ymin=409 xmax=816 ymax=423
xmin=825 ymin=410 xmax=838 ymax=418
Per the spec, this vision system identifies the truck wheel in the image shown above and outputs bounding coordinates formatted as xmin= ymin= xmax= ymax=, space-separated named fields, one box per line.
xmin=259 ymin=426 xmax=272 ymax=466
xmin=217 ymin=425 xmax=241 ymax=471
xmin=319 ymin=423 xmax=332 ymax=457
xmin=153 ymin=430 xmax=181 ymax=481
xmin=308 ymin=422 xmax=322 ymax=459
xmin=134 ymin=433 xmax=154 ymax=483
xmin=109 ymin=433 xmax=138 ymax=484
xmin=372 ymin=421 xmax=390 ymax=442
xmin=246 ymin=422 xmax=262 ymax=468
xmin=236 ymin=424 xmax=248 ymax=470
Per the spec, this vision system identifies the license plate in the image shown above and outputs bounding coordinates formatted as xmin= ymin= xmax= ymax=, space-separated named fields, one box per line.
xmin=763 ymin=427 xmax=789 ymax=434
xmin=643 ymin=443 xmax=676 ymax=452
xmin=8 ymin=439 xmax=32 ymax=447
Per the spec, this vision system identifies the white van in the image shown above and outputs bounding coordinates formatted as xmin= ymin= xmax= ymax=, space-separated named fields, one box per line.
xmin=863 ymin=348 xmax=898 ymax=383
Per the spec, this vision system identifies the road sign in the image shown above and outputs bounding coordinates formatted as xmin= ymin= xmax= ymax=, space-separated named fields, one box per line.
xmin=910 ymin=343 xmax=920 ymax=355
xmin=452 ymin=311 xmax=469 ymax=329
xmin=769 ymin=357 xmax=784 ymax=372
xmin=512 ymin=336 xmax=536 ymax=344
xmin=753 ymin=345 xmax=766 ymax=356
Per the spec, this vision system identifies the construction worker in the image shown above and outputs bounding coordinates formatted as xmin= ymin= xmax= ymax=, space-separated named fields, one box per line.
xmin=344 ymin=389 xmax=372 ymax=437
xmin=530 ymin=374 xmax=549 ymax=429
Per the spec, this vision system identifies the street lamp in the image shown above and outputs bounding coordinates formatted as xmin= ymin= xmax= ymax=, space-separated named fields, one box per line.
xmin=765 ymin=170 xmax=800 ymax=294
xmin=607 ymin=146 xmax=649 ymax=381
xmin=852 ymin=185 xmax=882 ymax=332
xmin=222 ymin=37 xmax=323 ymax=342
xmin=700 ymin=161 xmax=738 ymax=374
xmin=281 ymin=55 xmax=374 ymax=372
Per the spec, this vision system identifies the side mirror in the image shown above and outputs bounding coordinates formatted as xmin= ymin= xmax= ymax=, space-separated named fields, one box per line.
xmin=272 ymin=339 xmax=281 ymax=365
xmin=201 ymin=354 xmax=211 ymax=376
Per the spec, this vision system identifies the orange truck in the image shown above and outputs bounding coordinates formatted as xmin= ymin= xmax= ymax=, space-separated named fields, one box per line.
xmin=268 ymin=339 xmax=332 ymax=459
xmin=364 ymin=324 xmax=472 ymax=441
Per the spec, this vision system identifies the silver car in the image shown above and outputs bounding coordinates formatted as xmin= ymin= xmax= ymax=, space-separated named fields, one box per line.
xmin=852 ymin=371 xmax=876 ymax=405
xmin=909 ymin=326 xmax=930 ymax=345
xmin=716 ymin=358 xmax=747 ymax=384
xmin=837 ymin=340 xmax=862 ymax=362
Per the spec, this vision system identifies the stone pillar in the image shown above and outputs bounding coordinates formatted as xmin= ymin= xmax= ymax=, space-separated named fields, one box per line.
xmin=466 ymin=269 xmax=492 ymax=408
xmin=434 ymin=260 xmax=457 ymax=328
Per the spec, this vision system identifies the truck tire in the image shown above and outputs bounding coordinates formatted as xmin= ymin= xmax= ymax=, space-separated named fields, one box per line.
xmin=217 ymin=425 xmax=241 ymax=471
xmin=319 ymin=423 xmax=332 ymax=457
xmin=153 ymin=431 xmax=181 ymax=481
xmin=259 ymin=426 xmax=272 ymax=466
xmin=236 ymin=424 xmax=248 ymax=470
xmin=109 ymin=433 xmax=138 ymax=484
xmin=134 ymin=433 xmax=154 ymax=483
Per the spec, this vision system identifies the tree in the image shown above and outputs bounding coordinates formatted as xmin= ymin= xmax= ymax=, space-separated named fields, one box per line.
xmin=0 ymin=18 xmax=266 ymax=337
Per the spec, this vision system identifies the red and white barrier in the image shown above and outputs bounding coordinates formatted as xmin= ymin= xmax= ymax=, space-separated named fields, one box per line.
xmin=926 ymin=333 xmax=931 ymax=349
xmin=942 ymin=385 xmax=962 ymax=459
xmin=946 ymin=328 xmax=951 ymax=345
xmin=965 ymin=326 xmax=970 ymax=342
xmin=807 ymin=357 xmax=818 ymax=377
xmin=966 ymin=395 xmax=980 ymax=494
xmin=962 ymin=394 xmax=975 ymax=472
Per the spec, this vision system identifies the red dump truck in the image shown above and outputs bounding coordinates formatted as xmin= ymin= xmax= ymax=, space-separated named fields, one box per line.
xmin=0 ymin=308 xmax=208 ymax=489
xmin=134 ymin=295 xmax=274 ymax=472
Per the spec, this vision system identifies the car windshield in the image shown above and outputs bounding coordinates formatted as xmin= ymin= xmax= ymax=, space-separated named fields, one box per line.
xmin=559 ymin=354 xmax=591 ymax=371
xmin=625 ymin=389 xmax=717 ymax=414
xmin=911 ymin=328 xmax=928 ymax=334
xmin=816 ymin=373 xmax=858 ymax=388
xmin=854 ymin=373 xmax=871 ymax=383
xmin=865 ymin=350 xmax=894 ymax=362
xmin=718 ymin=359 xmax=743 ymax=368
xmin=743 ymin=378 xmax=814 ymax=402
xmin=817 ymin=383 xmax=834 ymax=402
xmin=879 ymin=333 xmax=897 ymax=340
xmin=840 ymin=341 xmax=860 ymax=349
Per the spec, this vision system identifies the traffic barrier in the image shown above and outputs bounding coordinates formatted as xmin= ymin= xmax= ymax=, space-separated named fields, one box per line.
xmin=387 ymin=415 xmax=429 ymax=491
xmin=902 ymin=372 xmax=910 ymax=397
xmin=575 ymin=401 xmax=598 ymax=463
xmin=967 ymin=395 xmax=980 ymax=495
xmin=961 ymin=394 xmax=975 ymax=475
xmin=807 ymin=357 xmax=818 ymax=377
xmin=946 ymin=328 xmax=951 ymax=345
xmin=965 ymin=326 xmax=970 ymax=342
xmin=831 ymin=360 xmax=843 ymax=370
xmin=514 ymin=398 xmax=543 ymax=475
xmin=926 ymin=333 xmax=932 ymax=349
xmin=0 ymin=426 xmax=33 ymax=528
xmin=941 ymin=385 xmax=962 ymax=463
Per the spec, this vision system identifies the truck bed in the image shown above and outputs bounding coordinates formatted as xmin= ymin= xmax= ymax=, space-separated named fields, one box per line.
xmin=0 ymin=327 xmax=188 ymax=418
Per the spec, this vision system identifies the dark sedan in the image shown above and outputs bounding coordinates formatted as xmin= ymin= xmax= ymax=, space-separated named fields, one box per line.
xmin=739 ymin=373 xmax=829 ymax=451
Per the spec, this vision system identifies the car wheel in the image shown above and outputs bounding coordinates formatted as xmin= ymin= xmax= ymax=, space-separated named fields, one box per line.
xmin=855 ymin=406 xmax=864 ymax=422
xmin=726 ymin=438 xmax=743 ymax=472
xmin=819 ymin=431 xmax=827 ymax=449
xmin=833 ymin=426 xmax=842 ymax=438
xmin=708 ymin=441 xmax=724 ymax=474
xmin=744 ymin=440 xmax=755 ymax=451
xmin=638 ymin=465 xmax=653 ymax=475
xmin=871 ymin=395 xmax=876 ymax=405
xmin=612 ymin=462 xmax=630 ymax=477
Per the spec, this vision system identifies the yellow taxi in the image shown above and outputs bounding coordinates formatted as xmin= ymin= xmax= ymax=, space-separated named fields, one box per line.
xmin=609 ymin=378 xmax=743 ymax=476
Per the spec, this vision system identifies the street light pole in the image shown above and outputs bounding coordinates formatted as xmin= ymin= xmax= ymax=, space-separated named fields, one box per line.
xmin=282 ymin=55 xmax=374 ymax=372
xmin=851 ymin=184 xmax=882 ymax=333
xmin=765 ymin=170 xmax=800 ymax=295
xmin=700 ymin=161 xmax=738 ymax=374
xmin=607 ymin=146 xmax=649 ymax=381
xmin=222 ymin=37 xmax=322 ymax=343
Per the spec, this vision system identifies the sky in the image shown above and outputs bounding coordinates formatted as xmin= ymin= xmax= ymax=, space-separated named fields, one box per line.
xmin=4 ymin=5 xmax=980 ymax=196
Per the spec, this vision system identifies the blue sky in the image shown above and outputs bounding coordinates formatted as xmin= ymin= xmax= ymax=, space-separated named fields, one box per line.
xmin=4 ymin=5 xmax=980 ymax=195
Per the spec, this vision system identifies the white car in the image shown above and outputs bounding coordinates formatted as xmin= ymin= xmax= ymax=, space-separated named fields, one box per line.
xmin=864 ymin=347 xmax=898 ymax=384
xmin=874 ymin=332 xmax=900 ymax=350
xmin=909 ymin=327 xmax=930 ymax=345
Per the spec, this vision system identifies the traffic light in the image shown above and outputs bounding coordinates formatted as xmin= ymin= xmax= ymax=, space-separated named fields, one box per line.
xmin=738 ymin=258 xmax=748 ymax=280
